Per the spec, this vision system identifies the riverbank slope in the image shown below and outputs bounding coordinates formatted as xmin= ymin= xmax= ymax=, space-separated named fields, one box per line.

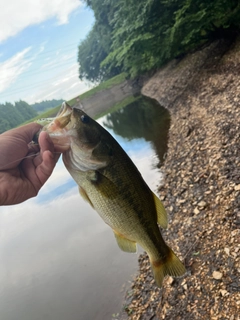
xmin=120 ymin=37 xmax=240 ymax=319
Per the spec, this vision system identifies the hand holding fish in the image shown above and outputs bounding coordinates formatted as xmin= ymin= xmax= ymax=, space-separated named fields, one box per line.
xmin=0 ymin=123 xmax=63 ymax=206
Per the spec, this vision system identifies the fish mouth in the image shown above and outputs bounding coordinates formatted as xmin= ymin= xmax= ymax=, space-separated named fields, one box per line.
xmin=42 ymin=102 xmax=73 ymax=151
xmin=56 ymin=102 xmax=73 ymax=118
xmin=47 ymin=102 xmax=72 ymax=132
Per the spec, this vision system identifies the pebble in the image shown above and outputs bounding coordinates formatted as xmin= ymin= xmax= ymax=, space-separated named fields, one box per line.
xmin=219 ymin=289 xmax=228 ymax=297
xmin=198 ymin=201 xmax=207 ymax=208
xmin=212 ymin=271 xmax=223 ymax=280
xmin=224 ymin=248 xmax=230 ymax=255
xmin=194 ymin=208 xmax=200 ymax=215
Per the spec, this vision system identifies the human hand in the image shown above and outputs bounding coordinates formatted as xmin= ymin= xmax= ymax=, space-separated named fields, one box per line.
xmin=0 ymin=123 xmax=64 ymax=205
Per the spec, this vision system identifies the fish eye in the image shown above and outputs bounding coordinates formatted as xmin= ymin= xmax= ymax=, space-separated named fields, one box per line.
xmin=80 ymin=114 xmax=90 ymax=124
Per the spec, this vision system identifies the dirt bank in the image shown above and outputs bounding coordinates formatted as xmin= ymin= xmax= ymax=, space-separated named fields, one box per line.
xmin=119 ymin=38 xmax=240 ymax=319
xmin=78 ymin=79 xmax=141 ymax=118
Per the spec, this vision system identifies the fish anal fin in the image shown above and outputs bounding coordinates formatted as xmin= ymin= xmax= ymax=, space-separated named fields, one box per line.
xmin=79 ymin=186 xmax=94 ymax=208
xmin=150 ymin=247 xmax=186 ymax=287
xmin=113 ymin=230 xmax=137 ymax=253
xmin=153 ymin=192 xmax=168 ymax=229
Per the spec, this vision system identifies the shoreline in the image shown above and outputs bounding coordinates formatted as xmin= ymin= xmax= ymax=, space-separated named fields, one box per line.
xmin=119 ymin=37 xmax=240 ymax=319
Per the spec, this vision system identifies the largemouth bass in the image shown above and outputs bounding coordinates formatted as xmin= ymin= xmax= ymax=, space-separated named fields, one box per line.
xmin=43 ymin=102 xmax=186 ymax=287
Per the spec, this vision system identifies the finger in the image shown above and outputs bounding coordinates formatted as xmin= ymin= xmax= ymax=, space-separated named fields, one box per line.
xmin=21 ymin=155 xmax=41 ymax=195
xmin=18 ymin=123 xmax=42 ymax=143
xmin=36 ymin=150 xmax=56 ymax=185
xmin=0 ymin=123 xmax=42 ymax=170
xmin=21 ymin=149 xmax=57 ymax=193
xmin=2 ymin=123 xmax=42 ymax=143
xmin=33 ymin=149 xmax=60 ymax=168
xmin=38 ymin=131 xmax=55 ymax=154
xmin=30 ymin=131 xmax=59 ymax=188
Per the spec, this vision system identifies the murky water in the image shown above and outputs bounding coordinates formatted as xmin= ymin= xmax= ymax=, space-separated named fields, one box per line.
xmin=0 ymin=96 xmax=170 ymax=320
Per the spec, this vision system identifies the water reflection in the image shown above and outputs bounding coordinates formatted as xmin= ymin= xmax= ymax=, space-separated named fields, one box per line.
xmin=103 ymin=96 xmax=170 ymax=165
xmin=0 ymin=96 xmax=170 ymax=320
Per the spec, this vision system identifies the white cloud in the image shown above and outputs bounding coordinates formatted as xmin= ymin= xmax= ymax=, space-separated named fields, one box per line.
xmin=41 ymin=52 xmax=76 ymax=70
xmin=25 ymin=63 xmax=89 ymax=104
xmin=0 ymin=47 xmax=32 ymax=92
xmin=0 ymin=0 xmax=82 ymax=42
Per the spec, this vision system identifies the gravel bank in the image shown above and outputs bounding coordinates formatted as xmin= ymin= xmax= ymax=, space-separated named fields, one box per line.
xmin=118 ymin=37 xmax=240 ymax=319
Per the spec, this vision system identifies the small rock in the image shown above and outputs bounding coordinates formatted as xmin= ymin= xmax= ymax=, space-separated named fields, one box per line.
xmin=212 ymin=271 xmax=223 ymax=280
xmin=198 ymin=201 xmax=207 ymax=208
xmin=224 ymin=248 xmax=230 ymax=255
xmin=219 ymin=289 xmax=228 ymax=297
xmin=166 ymin=276 xmax=174 ymax=285
xmin=234 ymin=184 xmax=240 ymax=191
xmin=194 ymin=207 xmax=200 ymax=215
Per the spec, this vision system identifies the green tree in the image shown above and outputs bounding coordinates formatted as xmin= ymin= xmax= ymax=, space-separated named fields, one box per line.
xmin=79 ymin=0 xmax=240 ymax=80
xmin=101 ymin=0 xmax=179 ymax=76
xmin=0 ymin=118 xmax=11 ymax=134
xmin=15 ymin=100 xmax=37 ymax=120
xmin=78 ymin=0 xmax=121 ymax=82
xmin=31 ymin=99 xmax=64 ymax=113
xmin=78 ymin=24 xmax=109 ymax=82
xmin=0 ymin=102 xmax=24 ymax=128
xmin=168 ymin=0 xmax=240 ymax=56
xmin=0 ymin=100 xmax=37 ymax=133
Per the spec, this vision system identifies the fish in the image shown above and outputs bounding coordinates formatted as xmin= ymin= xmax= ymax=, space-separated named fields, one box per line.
xmin=42 ymin=102 xmax=186 ymax=287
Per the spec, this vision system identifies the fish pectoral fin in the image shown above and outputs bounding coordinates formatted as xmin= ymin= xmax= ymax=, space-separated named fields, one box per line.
xmin=79 ymin=186 xmax=94 ymax=208
xmin=113 ymin=230 xmax=137 ymax=253
xmin=153 ymin=192 xmax=168 ymax=229
xmin=87 ymin=170 xmax=119 ymax=200
xmin=86 ymin=170 xmax=99 ymax=182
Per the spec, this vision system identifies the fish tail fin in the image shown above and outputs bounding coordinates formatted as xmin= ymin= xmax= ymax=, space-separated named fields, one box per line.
xmin=150 ymin=247 xmax=186 ymax=287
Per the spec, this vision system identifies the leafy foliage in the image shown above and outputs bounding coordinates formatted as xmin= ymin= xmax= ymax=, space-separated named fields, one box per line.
xmin=78 ymin=24 xmax=109 ymax=82
xmin=78 ymin=0 xmax=240 ymax=80
xmin=78 ymin=1 xmax=120 ymax=82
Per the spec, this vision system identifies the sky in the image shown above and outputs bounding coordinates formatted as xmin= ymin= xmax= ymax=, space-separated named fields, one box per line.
xmin=0 ymin=0 xmax=95 ymax=105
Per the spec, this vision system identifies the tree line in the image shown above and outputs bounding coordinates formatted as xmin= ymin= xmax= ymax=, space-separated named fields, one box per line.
xmin=0 ymin=99 xmax=63 ymax=134
xmin=78 ymin=0 xmax=240 ymax=82
xmin=31 ymin=99 xmax=64 ymax=113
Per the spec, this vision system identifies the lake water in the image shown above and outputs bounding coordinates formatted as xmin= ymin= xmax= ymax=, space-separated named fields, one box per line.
xmin=0 ymin=96 xmax=170 ymax=320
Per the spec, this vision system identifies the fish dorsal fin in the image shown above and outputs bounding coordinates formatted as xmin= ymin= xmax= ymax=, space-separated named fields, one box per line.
xmin=153 ymin=192 xmax=168 ymax=229
xmin=113 ymin=230 xmax=137 ymax=253
xmin=79 ymin=186 xmax=94 ymax=208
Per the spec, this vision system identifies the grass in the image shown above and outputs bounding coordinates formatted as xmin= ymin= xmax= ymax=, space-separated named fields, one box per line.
xmin=68 ymin=72 xmax=127 ymax=104
xmin=20 ymin=73 xmax=128 ymax=126
xmin=94 ymin=95 xmax=140 ymax=119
